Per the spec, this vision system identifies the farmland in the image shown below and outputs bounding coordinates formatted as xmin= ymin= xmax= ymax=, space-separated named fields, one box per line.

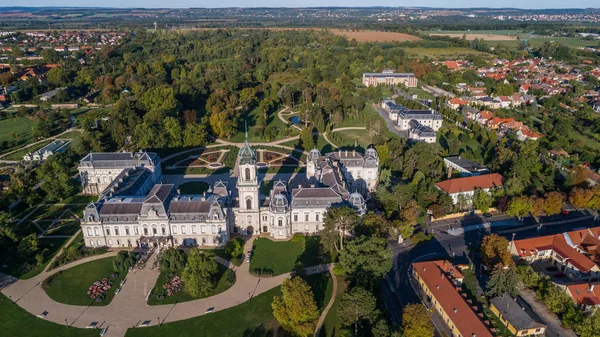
xmin=404 ymin=47 xmax=489 ymax=58
xmin=330 ymin=29 xmax=421 ymax=42
xmin=429 ymin=33 xmax=517 ymax=41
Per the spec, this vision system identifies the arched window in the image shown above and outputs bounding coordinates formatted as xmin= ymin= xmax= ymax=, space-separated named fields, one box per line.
xmin=161 ymin=226 xmax=166 ymax=235
xmin=106 ymin=228 xmax=111 ymax=236
xmin=143 ymin=227 xmax=148 ymax=235
xmin=125 ymin=227 xmax=130 ymax=235
xmin=246 ymin=198 xmax=252 ymax=210
xmin=87 ymin=228 xmax=93 ymax=236
xmin=181 ymin=225 xmax=186 ymax=234
xmin=278 ymin=218 xmax=283 ymax=227
xmin=114 ymin=227 xmax=119 ymax=236
xmin=94 ymin=227 xmax=99 ymax=236
xmin=172 ymin=226 xmax=177 ymax=234
xmin=152 ymin=227 xmax=157 ymax=235
xmin=211 ymin=225 xmax=217 ymax=234
xmin=245 ymin=167 xmax=251 ymax=181
xmin=88 ymin=215 xmax=95 ymax=222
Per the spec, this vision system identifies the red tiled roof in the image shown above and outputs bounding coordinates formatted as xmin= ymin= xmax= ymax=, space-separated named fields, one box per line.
xmin=435 ymin=173 xmax=504 ymax=194
xmin=567 ymin=283 xmax=600 ymax=306
xmin=413 ymin=260 xmax=493 ymax=337
xmin=514 ymin=228 xmax=600 ymax=273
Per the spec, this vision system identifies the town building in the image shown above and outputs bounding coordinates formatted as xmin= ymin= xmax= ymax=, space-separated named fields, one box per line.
xmin=78 ymin=152 xmax=162 ymax=195
xmin=407 ymin=120 xmax=436 ymax=143
xmin=362 ymin=71 xmax=417 ymax=87
xmin=443 ymin=156 xmax=489 ymax=177
xmin=489 ymin=293 xmax=546 ymax=336
xmin=23 ymin=140 xmax=70 ymax=161
xmin=381 ymin=100 xmax=442 ymax=132
xmin=434 ymin=173 xmax=504 ymax=205
xmin=566 ymin=283 xmax=600 ymax=311
xmin=79 ymin=136 xmax=376 ymax=247
xmin=510 ymin=227 xmax=600 ymax=281
xmin=412 ymin=260 xmax=494 ymax=337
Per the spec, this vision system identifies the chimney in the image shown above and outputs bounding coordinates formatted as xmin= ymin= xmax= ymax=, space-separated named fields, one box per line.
xmin=203 ymin=191 xmax=206 ymax=200
xmin=345 ymin=150 xmax=348 ymax=156
xmin=592 ymin=284 xmax=596 ymax=291
xmin=177 ymin=188 xmax=181 ymax=195
xmin=453 ymin=308 xmax=457 ymax=313
xmin=310 ymin=184 xmax=315 ymax=188
xmin=338 ymin=150 xmax=341 ymax=156
xmin=436 ymin=285 xmax=440 ymax=290
xmin=298 ymin=184 xmax=302 ymax=189
xmin=353 ymin=149 xmax=356 ymax=156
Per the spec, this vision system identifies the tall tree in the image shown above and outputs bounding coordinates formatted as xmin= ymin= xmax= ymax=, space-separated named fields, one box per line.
xmin=322 ymin=206 xmax=360 ymax=253
xmin=338 ymin=236 xmax=392 ymax=287
xmin=486 ymin=266 xmax=519 ymax=298
xmin=400 ymin=200 xmax=421 ymax=226
xmin=338 ymin=287 xmax=377 ymax=335
xmin=543 ymin=191 xmax=565 ymax=215
xmin=402 ymin=304 xmax=435 ymax=337
xmin=472 ymin=188 xmax=494 ymax=214
xmin=181 ymin=249 xmax=218 ymax=297
xmin=481 ymin=234 xmax=512 ymax=268
xmin=569 ymin=187 xmax=593 ymax=210
xmin=272 ymin=277 xmax=320 ymax=337
xmin=506 ymin=196 xmax=533 ymax=221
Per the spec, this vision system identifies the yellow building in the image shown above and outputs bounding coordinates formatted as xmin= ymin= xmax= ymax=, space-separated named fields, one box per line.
xmin=412 ymin=260 xmax=494 ymax=337
xmin=490 ymin=294 xmax=546 ymax=336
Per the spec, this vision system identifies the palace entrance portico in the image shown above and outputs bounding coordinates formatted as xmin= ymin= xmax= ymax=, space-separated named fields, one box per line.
xmin=138 ymin=235 xmax=172 ymax=248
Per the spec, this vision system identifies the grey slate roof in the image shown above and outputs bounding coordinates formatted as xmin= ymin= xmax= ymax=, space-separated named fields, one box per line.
xmin=444 ymin=156 xmax=489 ymax=174
xmin=490 ymin=294 xmax=546 ymax=331
xmin=79 ymin=152 xmax=158 ymax=168
xmin=291 ymin=187 xmax=343 ymax=207
xmin=99 ymin=167 xmax=153 ymax=200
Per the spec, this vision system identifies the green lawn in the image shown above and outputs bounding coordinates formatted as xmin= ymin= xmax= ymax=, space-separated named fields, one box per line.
xmin=406 ymin=87 xmax=435 ymax=100
xmin=211 ymin=242 xmax=244 ymax=266
xmin=177 ymin=181 xmax=210 ymax=195
xmin=329 ymin=129 xmax=373 ymax=149
xmin=0 ymin=117 xmax=38 ymax=154
xmin=147 ymin=262 xmax=235 ymax=305
xmin=423 ymin=29 xmax=524 ymax=36
xmin=125 ymin=272 xmax=333 ymax=337
xmin=250 ymin=235 xmax=323 ymax=276
xmin=55 ymin=130 xmax=82 ymax=140
xmin=0 ymin=293 xmax=98 ymax=337
xmin=320 ymin=276 xmax=347 ymax=337
xmin=43 ymin=256 xmax=127 ymax=306
xmin=126 ymin=286 xmax=283 ymax=337
xmin=59 ymin=194 xmax=97 ymax=205
xmin=228 ymin=105 xmax=299 ymax=143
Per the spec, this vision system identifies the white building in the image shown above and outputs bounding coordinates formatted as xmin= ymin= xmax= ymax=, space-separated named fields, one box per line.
xmin=434 ymin=173 xmax=504 ymax=205
xmin=362 ymin=71 xmax=417 ymax=87
xmin=381 ymin=100 xmax=442 ymax=131
xmin=79 ymin=135 xmax=375 ymax=247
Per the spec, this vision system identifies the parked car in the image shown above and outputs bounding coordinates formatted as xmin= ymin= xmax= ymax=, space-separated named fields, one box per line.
xmin=246 ymin=251 xmax=251 ymax=263
xmin=562 ymin=209 xmax=570 ymax=216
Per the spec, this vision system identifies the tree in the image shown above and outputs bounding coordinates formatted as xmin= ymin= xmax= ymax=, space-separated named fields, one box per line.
xmin=41 ymin=48 xmax=60 ymax=64
xmin=0 ymin=212 xmax=17 ymax=245
xmin=576 ymin=312 xmax=600 ymax=337
xmin=515 ymin=265 xmax=542 ymax=289
xmin=183 ymin=121 xmax=208 ymax=147
xmin=322 ymin=206 xmax=360 ymax=253
xmin=338 ymin=287 xmax=377 ymax=335
xmin=46 ymin=67 xmax=70 ymax=87
xmin=481 ymin=234 xmax=512 ymax=268
xmin=486 ymin=266 xmax=519 ymax=298
xmin=272 ymin=277 xmax=320 ymax=337
xmin=224 ymin=239 xmax=243 ymax=260
xmin=37 ymin=154 xmax=77 ymax=201
xmin=338 ymin=236 xmax=392 ymax=286
xmin=300 ymin=127 xmax=315 ymax=150
xmin=472 ymin=188 xmax=493 ymax=214
xmin=164 ymin=116 xmax=183 ymax=147
xmin=402 ymin=304 xmax=435 ymax=337
xmin=159 ymin=248 xmax=187 ymax=272
xmin=400 ymin=200 xmax=421 ymax=226
xmin=182 ymin=249 xmax=218 ymax=297
xmin=543 ymin=191 xmax=565 ymax=215
xmin=506 ymin=196 xmax=533 ymax=221
xmin=531 ymin=197 xmax=545 ymax=217
xmin=113 ymin=250 xmax=135 ymax=271
xmin=569 ymin=187 xmax=593 ymax=210
xmin=18 ymin=233 xmax=39 ymax=258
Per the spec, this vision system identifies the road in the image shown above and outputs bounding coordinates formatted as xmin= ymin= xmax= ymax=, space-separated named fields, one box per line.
xmin=372 ymin=104 xmax=408 ymax=138
xmin=386 ymin=212 xmax=595 ymax=334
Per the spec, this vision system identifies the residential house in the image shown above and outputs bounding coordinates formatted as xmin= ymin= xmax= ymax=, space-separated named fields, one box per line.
xmin=495 ymin=96 xmax=512 ymax=108
xmin=489 ymin=293 xmax=546 ymax=336
xmin=407 ymin=120 xmax=436 ymax=144
xmin=517 ymin=127 xmax=542 ymax=141
xmin=566 ymin=283 xmax=600 ymax=311
xmin=510 ymin=227 xmax=600 ymax=281
xmin=447 ymin=97 xmax=467 ymax=110
xmin=434 ymin=173 xmax=504 ymax=205
xmin=412 ymin=260 xmax=494 ymax=337
xmin=443 ymin=156 xmax=489 ymax=177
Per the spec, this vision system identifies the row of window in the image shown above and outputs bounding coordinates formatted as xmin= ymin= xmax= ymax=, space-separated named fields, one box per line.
xmin=86 ymin=224 xmax=224 ymax=237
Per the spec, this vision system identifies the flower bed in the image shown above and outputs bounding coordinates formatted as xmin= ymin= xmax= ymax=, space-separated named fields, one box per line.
xmin=86 ymin=273 xmax=118 ymax=302
xmin=158 ymin=275 xmax=183 ymax=300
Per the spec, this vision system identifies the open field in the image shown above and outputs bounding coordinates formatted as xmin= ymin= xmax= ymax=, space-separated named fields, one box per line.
xmin=250 ymin=235 xmax=323 ymax=276
xmin=429 ymin=33 xmax=517 ymax=41
xmin=0 ymin=117 xmax=37 ymax=154
xmin=424 ymin=29 xmax=524 ymax=35
xmin=404 ymin=47 xmax=488 ymax=58
xmin=330 ymin=29 xmax=421 ymax=42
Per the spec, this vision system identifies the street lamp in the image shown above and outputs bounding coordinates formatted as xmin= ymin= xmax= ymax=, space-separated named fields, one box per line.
xmin=65 ymin=319 xmax=68 ymax=329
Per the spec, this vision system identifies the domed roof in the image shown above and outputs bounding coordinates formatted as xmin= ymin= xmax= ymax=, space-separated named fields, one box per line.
xmin=270 ymin=193 xmax=289 ymax=212
xmin=348 ymin=192 xmax=366 ymax=215
xmin=308 ymin=148 xmax=321 ymax=161
xmin=365 ymin=147 xmax=378 ymax=159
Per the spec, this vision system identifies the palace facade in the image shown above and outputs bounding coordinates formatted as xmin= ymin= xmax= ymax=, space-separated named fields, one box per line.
xmin=79 ymin=137 xmax=378 ymax=248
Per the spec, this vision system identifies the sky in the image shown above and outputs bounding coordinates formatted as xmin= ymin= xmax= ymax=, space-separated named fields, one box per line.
xmin=6 ymin=1 xmax=594 ymax=9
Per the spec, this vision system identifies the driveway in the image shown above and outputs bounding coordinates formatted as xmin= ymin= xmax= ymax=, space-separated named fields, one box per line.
xmin=519 ymin=288 xmax=577 ymax=337
xmin=372 ymin=104 xmax=408 ymax=138
xmin=0 ymin=237 xmax=331 ymax=337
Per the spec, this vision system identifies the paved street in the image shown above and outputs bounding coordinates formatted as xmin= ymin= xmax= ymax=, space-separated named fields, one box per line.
xmin=373 ymin=104 xmax=408 ymax=138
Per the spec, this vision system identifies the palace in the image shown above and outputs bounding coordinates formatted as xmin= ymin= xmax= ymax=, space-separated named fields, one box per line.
xmin=79 ymin=136 xmax=378 ymax=248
